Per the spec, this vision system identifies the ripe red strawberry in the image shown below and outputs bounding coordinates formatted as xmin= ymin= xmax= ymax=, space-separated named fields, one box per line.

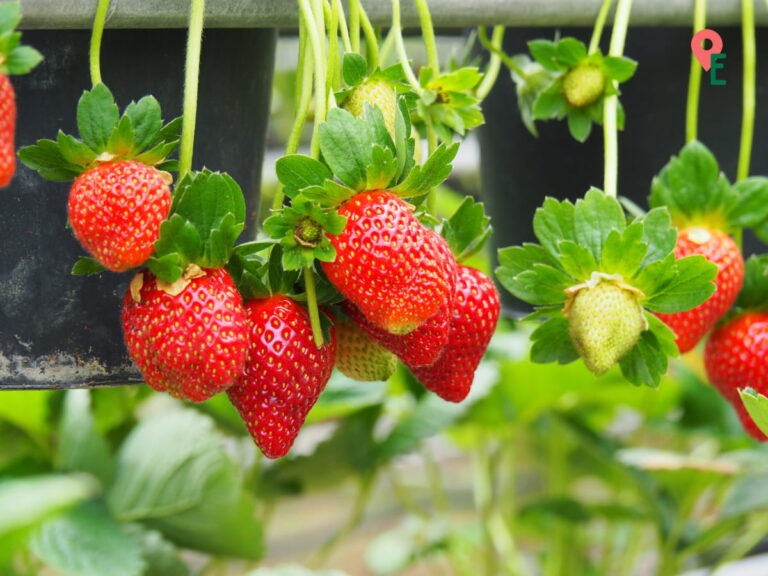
xmin=227 ymin=295 xmax=337 ymax=459
xmin=122 ymin=267 xmax=248 ymax=402
xmin=336 ymin=312 xmax=397 ymax=381
xmin=412 ymin=265 xmax=500 ymax=402
xmin=322 ymin=190 xmax=453 ymax=335
xmin=342 ymin=230 xmax=457 ymax=368
xmin=704 ymin=312 xmax=768 ymax=440
xmin=69 ymin=160 xmax=172 ymax=272
xmin=656 ymin=227 xmax=744 ymax=354
xmin=0 ymin=73 xmax=16 ymax=187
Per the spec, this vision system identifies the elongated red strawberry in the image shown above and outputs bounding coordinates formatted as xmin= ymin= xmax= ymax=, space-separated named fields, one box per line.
xmin=69 ymin=160 xmax=171 ymax=272
xmin=227 ymin=295 xmax=337 ymax=459
xmin=704 ymin=312 xmax=768 ymax=440
xmin=657 ymin=227 xmax=744 ymax=353
xmin=322 ymin=190 xmax=453 ymax=335
xmin=336 ymin=313 xmax=397 ymax=381
xmin=0 ymin=73 xmax=15 ymax=187
xmin=412 ymin=265 xmax=500 ymax=402
xmin=122 ymin=267 xmax=248 ymax=402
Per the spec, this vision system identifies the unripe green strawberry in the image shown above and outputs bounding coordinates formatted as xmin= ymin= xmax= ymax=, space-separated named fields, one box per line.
xmin=343 ymin=79 xmax=397 ymax=137
xmin=657 ymin=227 xmax=744 ymax=353
xmin=562 ymin=63 xmax=605 ymax=108
xmin=69 ymin=160 xmax=172 ymax=272
xmin=566 ymin=276 xmax=647 ymax=375
xmin=705 ymin=312 xmax=768 ymax=440
xmin=336 ymin=313 xmax=397 ymax=381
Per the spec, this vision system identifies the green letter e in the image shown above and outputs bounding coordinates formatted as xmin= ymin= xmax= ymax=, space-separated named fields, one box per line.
xmin=710 ymin=53 xmax=726 ymax=85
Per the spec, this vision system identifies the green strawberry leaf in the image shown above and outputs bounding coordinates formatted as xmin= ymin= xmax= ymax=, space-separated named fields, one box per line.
xmin=642 ymin=255 xmax=717 ymax=313
xmin=0 ymin=2 xmax=20 ymax=35
xmin=600 ymin=222 xmax=647 ymax=278
xmin=727 ymin=177 xmax=768 ymax=229
xmin=393 ymin=96 xmax=414 ymax=184
xmin=602 ymin=57 xmax=637 ymax=82
xmin=527 ymin=39 xmax=562 ymax=72
xmin=135 ymin=140 xmax=179 ymax=166
xmin=567 ymin=109 xmax=591 ymax=142
xmin=649 ymin=140 xmax=735 ymax=228
xmin=149 ymin=215 xmax=204 ymax=282
xmin=533 ymin=81 xmax=568 ymax=120
xmin=5 ymin=44 xmax=43 ymax=75
xmin=533 ymin=197 xmax=577 ymax=258
xmin=124 ymin=96 xmax=164 ymax=152
xmin=645 ymin=312 xmax=680 ymax=357
xmin=505 ymin=264 xmax=571 ymax=306
xmin=496 ymin=243 xmax=563 ymax=303
xmin=71 ymin=257 xmax=107 ymax=276
xmin=107 ymin=114 xmax=136 ymax=157
xmin=57 ymin=132 xmax=98 ymax=168
xmin=342 ymin=52 xmax=368 ymax=87
xmin=366 ymin=145 xmax=399 ymax=190
xmin=390 ymin=141 xmax=458 ymax=199
xmin=639 ymin=207 xmax=677 ymax=266
xmin=440 ymin=196 xmax=491 ymax=262
xmin=736 ymin=254 xmax=768 ymax=310
xmin=77 ymin=84 xmax=120 ymax=152
xmin=530 ymin=317 xmax=580 ymax=364
xmin=573 ymin=188 xmax=626 ymax=263
xmin=276 ymin=155 xmax=333 ymax=198
xmin=740 ymin=388 xmax=768 ymax=437
xmin=558 ymin=240 xmax=598 ymax=281
xmin=619 ymin=331 xmax=667 ymax=387
xmin=318 ymin=108 xmax=374 ymax=190
xmin=227 ymin=241 xmax=273 ymax=300
xmin=18 ymin=139 xmax=83 ymax=181
xmin=509 ymin=55 xmax=557 ymax=137
xmin=555 ymin=37 xmax=588 ymax=67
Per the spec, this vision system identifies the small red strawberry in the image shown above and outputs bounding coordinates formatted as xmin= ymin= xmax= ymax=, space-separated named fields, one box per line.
xmin=336 ymin=312 xmax=397 ymax=382
xmin=122 ymin=266 xmax=248 ymax=402
xmin=322 ymin=190 xmax=453 ymax=335
xmin=0 ymin=73 xmax=16 ymax=187
xmin=704 ymin=312 xmax=768 ymax=440
xmin=657 ymin=227 xmax=744 ymax=353
xmin=69 ymin=160 xmax=172 ymax=272
xmin=227 ymin=295 xmax=337 ymax=459
xmin=412 ymin=265 xmax=500 ymax=402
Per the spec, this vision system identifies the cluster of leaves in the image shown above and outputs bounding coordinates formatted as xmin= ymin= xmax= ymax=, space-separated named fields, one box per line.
xmin=496 ymin=189 xmax=717 ymax=386
xmin=417 ymin=66 xmax=485 ymax=141
xmin=509 ymin=37 xmax=637 ymax=141
xmin=0 ymin=2 xmax=42 ymax=76
xmin=19 ymin=84 xmax=181 ymax=181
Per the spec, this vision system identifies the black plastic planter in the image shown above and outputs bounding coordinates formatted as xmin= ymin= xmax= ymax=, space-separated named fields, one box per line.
xmin=480 ymin=27 xmax=768 ymax=311
xmin=0 ymin=28 xmax=276 ymax=390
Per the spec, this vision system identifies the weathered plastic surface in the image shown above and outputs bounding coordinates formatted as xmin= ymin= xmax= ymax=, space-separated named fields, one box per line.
xmin=480 ymin=27 xmax=768 ymax=311
xmin=0 ymin=28 xmax=276 ymax=389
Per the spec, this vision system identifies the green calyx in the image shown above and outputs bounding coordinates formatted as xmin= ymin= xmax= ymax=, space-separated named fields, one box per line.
xmin=0 ymin=3 xmax=42 ymax=76
xmin=19 ymin=83 xmax=181 ymax=182
xmin=147 ymin=170 xmax=245 ymax=283
xmin=515 ymin=37 xmax=637 ymax=142
xmin=650 ymin=140 xmax=768 ymax=238
xmin=496 ymin=188 xmax=717 ymax=387
xmin=418 ymin=65 xmax=485 ymax=141
xmin=562 ymin=63 xmax=605 ymax=108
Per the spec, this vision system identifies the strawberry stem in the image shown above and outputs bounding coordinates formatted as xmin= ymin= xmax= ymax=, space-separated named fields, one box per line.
xmin=414 ymin=0 xmax=440 ymax=75
xmin=737 ymin=0 xmax=755 ymax=182
xmin=685 ymin=0 xmax=706 ymax=143
xmin=587 ymin=0 xmax=613 ymax=54
xmin=357 ymin=2 xmax=379 ymax=71
xmin=477 ymin=26 xmax=528 ymax=82
xmin=298 ymin=0 xmax=327 ymax=160
xmin=89 ymin=0 xmax=110 ymax=87
xmin=303 ymin=266 xmax=324 ymax=347
xmin=332 ymin=0 xmax=352 ymax=53
xmin=179 ymin=0 xmax=206 ymax=180
xmin=602 ymin=0 xmax=633 ymax=198
xmin=476 ymin=26 xmax=506 ymax=101
xmin=391 ymin=0 xmax=421 ymax=91
xmin=326 ymin=0 xmax=341 ymax=92
xmin=349 ymin=0 xmax=360 ymax=53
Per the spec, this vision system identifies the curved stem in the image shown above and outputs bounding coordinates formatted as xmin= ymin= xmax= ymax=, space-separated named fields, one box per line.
xmin=414 ymin=0 xmax=439 ymax=74
xmin=477 ymin=25 xmax=528 ymax=82
xmin=358 ymin=3 xmax=379 ymax=70
xmin=299 ymin=0 xmax=326 ymax=159
xmin=476 ymin=26 xmax=505 ymax=101
xmin=89 ymin=0 xmax=111 ymax=86
xmin=179 ymin=0 xmax=206 ymax=180
xmin=349 ymin=0 xmax=360 ymax=53
xmin=602 ymin=0 xmax=633 ymax=198
xmin=333 ymin=0 xmax=352 ymax=52
xmin=326 ymin=0 xmax=341 ymax=92
xmin=392 ymin=0 xmax=421 ymax=90
xmin=588 ymin=0 xmax=614 ymax=54
xmin=303 ymin=266 xmax=324 ymax=347
xmin=738 ymin=0 xmax=755 ymax=181
xmin=686 ymin=0 xmax=706 ymax=143
xmin=380 ymin=26 xmax=397 ymax=64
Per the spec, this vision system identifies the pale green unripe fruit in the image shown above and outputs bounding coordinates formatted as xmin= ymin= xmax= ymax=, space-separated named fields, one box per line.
xmin=562 ymin=64 xmax=606 ymax=108
xmin=336 ymin=316 xmax=398 ymax=382
xmin=343 ymin=80 xmax=397 ymax=138
xmin=566 ymin=278 xmax=646 ymax=375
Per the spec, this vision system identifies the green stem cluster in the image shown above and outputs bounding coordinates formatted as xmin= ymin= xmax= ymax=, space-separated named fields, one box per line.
xmin=179 ymin=0 xmax=206 ymax=180
xmin=476 ymin=26 xmax=506 ymax=101
xmin=602 ymin=0 xmax=633 ymax=198
xmin=89 ymin=0 xmax=111 ymax=87
xmin=685 ymin=0 xmax=706 ymax=143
